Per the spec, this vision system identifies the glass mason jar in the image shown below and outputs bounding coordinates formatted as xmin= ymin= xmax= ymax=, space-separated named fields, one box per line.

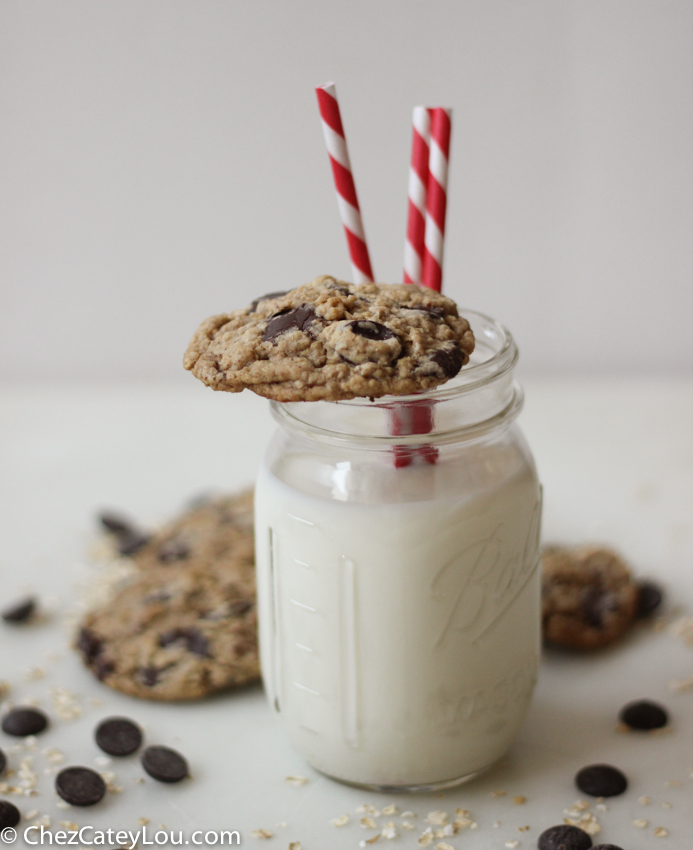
xmin=254 ymin=310 xmax=542 ymax=791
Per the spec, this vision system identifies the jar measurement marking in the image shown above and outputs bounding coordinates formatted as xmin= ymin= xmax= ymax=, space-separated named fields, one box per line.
xmin=339 ymin=556 xmax=359 ymax=749
xmin=288 ymin=513 xmax=315 ymax=526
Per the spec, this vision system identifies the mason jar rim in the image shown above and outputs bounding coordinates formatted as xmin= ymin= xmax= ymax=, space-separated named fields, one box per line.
xmin=270 ymin=309 xmax=521 ymax=446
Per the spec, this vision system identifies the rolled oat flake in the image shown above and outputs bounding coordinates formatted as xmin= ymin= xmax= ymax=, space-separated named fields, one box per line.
xmin=141 ymin=745 xmax=188 ymax=783
xmin=575 ymin=763 xmax=628 ymax=797
xmin=1 ymin=707 xmax=48 ymax=737
xmin=95 ymin=717 xmax=143 ymax=756
xmin=55 ymin=767 xmax=106 ymax=806
xmin=0 ymin=800 xmax=20 ymax=829
xmin=537 ymin=824 xmax=593 ymax=850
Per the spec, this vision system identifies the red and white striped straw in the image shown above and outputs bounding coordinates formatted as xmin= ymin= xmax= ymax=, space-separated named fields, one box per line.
xmin=403 ymin=106 xmax=432 ymax=285
xmin=422 ymin=108 xmax=452 ymax=292
xmin=315 ymin=83 xmax=375 ymax=284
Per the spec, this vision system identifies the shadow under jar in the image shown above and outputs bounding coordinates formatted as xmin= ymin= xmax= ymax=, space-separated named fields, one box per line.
xmin=254 ymin=310 xmax=542 ymax=791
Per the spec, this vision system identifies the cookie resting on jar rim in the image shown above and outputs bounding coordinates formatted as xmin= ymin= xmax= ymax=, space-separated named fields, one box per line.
xmin=253 ymin=308 xmax=542 ymax=790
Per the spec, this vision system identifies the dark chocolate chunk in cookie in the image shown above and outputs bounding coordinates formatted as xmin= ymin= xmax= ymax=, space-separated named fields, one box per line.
xmin=262 ymin=305 xmax=317 ymax=341
xmin=430 ymin=345 xmax=464 ymax=378
xmin=159 ymin=627 xmax=211 ymax=657
xmin=347 ymin=320 xmax=396 ymax=341
xmin=2 ymin=597 xmax=36 ymax=623
xmin=158 ymin=538 xmax=191 ymax=562
xmin=116 ymin=530 xmax=151 ymax=556
xmin=0 ymin=800 xmax=20 ymax=829
xmin=55 ymin=766 xmax=106 ymax=806
xmin=538 ymin=825 xmax=592 ymax=850
xmin=2 ymin=707 xmax=48 ymax=737
xmin=0 ymin=748 xmax=6 ymax=775
xmin=141 ymin=745 xmax=188 ymax=783
xmin=95 ymin=717 xmax=143 ymax=756
xmin=575 ymin=764 xmax=627 ymax=797
xmin=619 ymin=699 xmax=668 ymax=730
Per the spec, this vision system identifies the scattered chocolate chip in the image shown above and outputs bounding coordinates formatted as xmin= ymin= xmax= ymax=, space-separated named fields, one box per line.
xmin=262 ymin=305 xmax=317 ymax=341
xmin=248 ymin=290 xmax=289 ymax=313
xmin=141 ymin=745 xmax=188 ymax=783
xmin=0 ymin=748 xmax=6 ymax=774
xmin=2 ymin=597 xmax=36 ymax=623
xmin=98 ymin=511 xmax=136 ymax=535
xmin=95 ymin=717 xmax=143 ymax=756
xmin=538 ymin=824 xmax=593 ymax=850
xmin=619 ymin=699 xmax=668 ymax=730
xmin=575 ymin=764 xmax=627 ymax=797
xmin=0 ymin=800 xmax=20 ymax=829
xmin=158 ymin=538 xmax=190 ymax=562
xmin=1 ymin=707 xmax=48 ymax=737
xmin=138 ymin=666 xmax=163 ymax=687
xmin=430 ymin=345 xmax=464 ymax=378
xmin=636 ymin=580 xmax=663 ymax=618
xmin=347 ymin=320 xmax=396 ymax=341
xmin=159 ymin=627 xmax=211 ymax=657
xmin=55 ymin=766 xmax=106 ymax=806
xmin=116 ymin=530 xmax=151 ymax=556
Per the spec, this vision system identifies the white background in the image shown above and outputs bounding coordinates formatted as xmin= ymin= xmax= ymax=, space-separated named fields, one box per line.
xmin=1 ymin=0 xmax=692 ymax=382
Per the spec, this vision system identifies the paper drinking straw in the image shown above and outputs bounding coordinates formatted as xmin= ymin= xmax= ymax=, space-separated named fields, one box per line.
xmin=422 ymin=108 xmax=452 ymax=292
xmin=403 ymin=106 xmax=432 ymax=285
xmin=315 ymin=83 xmax=375 ymax=284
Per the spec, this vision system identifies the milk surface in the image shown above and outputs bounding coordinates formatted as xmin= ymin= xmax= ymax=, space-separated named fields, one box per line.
xmin=255 ymin=452 xmax=541 ymax=787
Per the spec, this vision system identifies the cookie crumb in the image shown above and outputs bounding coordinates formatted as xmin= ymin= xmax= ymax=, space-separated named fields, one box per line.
xmin=250 ymin=829 xmax=273 ymax=839
xmin=654 ymin=827 xmax=669 ymax=837
xmin=633 ymin=819 xmax=649 ymax=828
xmin=491 ymin=789 xmax=507 ymax=797
xmin=382 ymin=804 xmax=398 ymax=815
xmin=285 ymin=775 xmax=308 ymax=786
xmin=661 ymin=802 xmax=672 ymax=809
xmin=288 ymin=843 xmax=302 ymax=850
xmin=436 ymin=843 xmax=454 ymax=850
xmin=331 ymin=815 xmax=349 ymax=827
xmin=139 ymin=818 xmax=150 ymax=826
xmin=513 ymin=795 xmax=527 ymax=805
xmin=505 ymin=842 xmax=519 ymax=849
xmin=361 ymin=817 xmax=377 ymax=829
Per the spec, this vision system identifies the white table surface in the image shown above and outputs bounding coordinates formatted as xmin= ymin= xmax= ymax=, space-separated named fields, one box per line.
xmin=0 ymin=377 xmax=692 ymax=849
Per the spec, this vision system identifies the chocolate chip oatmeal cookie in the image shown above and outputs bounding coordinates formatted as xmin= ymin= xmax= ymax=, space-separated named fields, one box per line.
xmin=183 ymin=275 xmax=475 ymax=402
xmin=78 ymin=492 xmax=259 ymax=700
xmin=129 ymin=491 xmax=254 ymax=572
xmin=77 ymin=561 xmax=258 ymax=700
xmin=541 ymin=545 xmax=639 ymax=650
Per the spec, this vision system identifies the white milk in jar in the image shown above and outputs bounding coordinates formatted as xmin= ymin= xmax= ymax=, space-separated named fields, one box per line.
xmin=254 ymin=311 xmax=542 ymax=790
